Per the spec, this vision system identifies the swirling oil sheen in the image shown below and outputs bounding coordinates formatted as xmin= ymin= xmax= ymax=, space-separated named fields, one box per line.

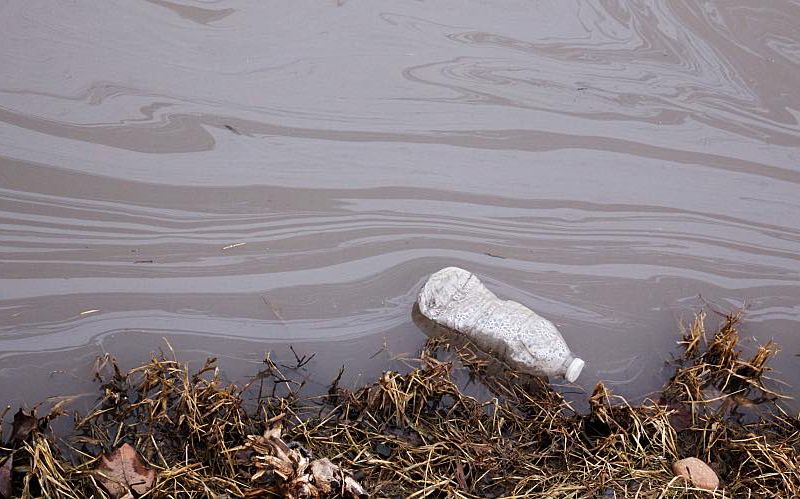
xmin=0 ymin=0 xmax=799 ymax=410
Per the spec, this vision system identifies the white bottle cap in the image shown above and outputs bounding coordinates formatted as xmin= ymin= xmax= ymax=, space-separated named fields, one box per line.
xmin=565 ymin=357 xmax=585 ymax=383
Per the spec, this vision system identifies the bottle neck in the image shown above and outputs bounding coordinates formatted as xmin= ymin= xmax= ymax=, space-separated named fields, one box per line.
xmin=561 ymin=353 xmax=575 ymax=371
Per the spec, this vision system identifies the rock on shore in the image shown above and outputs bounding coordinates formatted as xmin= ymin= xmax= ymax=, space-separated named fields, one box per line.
xmin=672 ymin=457 xmax=720 ymax=490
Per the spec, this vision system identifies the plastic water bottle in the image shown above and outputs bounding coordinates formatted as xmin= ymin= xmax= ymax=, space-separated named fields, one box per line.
xmin=417 ymin=267 xmax=585 ymax=382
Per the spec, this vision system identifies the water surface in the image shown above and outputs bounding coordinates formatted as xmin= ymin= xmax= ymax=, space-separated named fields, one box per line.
xmin=1 ymin=0 xmax=799 ymax=410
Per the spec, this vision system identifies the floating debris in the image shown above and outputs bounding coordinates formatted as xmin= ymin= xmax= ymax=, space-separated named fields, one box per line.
xmin=222 ymin=242 xmax=247 ymax=250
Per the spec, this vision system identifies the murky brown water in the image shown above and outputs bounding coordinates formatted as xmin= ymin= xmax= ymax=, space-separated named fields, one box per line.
xmin=1 ymin=1 xmax=799 ymax=411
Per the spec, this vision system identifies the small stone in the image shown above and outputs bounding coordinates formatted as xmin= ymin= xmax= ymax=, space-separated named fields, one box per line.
xmin=672 ymin=457 xmax=720 ymax=490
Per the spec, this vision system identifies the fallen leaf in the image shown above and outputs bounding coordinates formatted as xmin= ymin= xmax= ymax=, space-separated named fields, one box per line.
xmin=247 ymin=426 xmax=368 ymax=498
xmin=0 ymin=457 xmax=11 ymax=499
xmin=280 ymin=474 xmax=318 ymax=499
xmin=310 ymin=458 xmax=337 ymax=494
xmin=667 ymin=402 xmax=693 ymax=432
xmin=343 ymin=476 xmax=368 ymax=498
xmin=10 ymin=409 xmax=36 ymax=444
xmin=94 ymin=443 xmax=156 ymax=498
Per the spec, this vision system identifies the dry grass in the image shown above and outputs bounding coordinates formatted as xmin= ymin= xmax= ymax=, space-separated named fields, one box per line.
xmin=1 ymin=311 xmax=798 ymax=498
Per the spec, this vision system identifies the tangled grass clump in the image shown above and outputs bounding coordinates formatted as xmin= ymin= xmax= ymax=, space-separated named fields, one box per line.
xmin=0 ymin=311 xmax=798 ymax=497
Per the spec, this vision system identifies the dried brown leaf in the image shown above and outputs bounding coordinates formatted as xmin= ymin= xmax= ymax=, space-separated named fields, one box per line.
xmin=281 ymin=475 xmax=319 ymax=499
xmin=257 ymin=455 xmax=295 ymax=479
xmin=310 ymin=458 xmax=337 ymax=494
xmin=343 ymin=476 xmax=368 ymax=498
xmin=94 ymin=443 xmax=156 ymax=498
xmin=309 ymin=458 xmax=367 ymax=499
xmin=10 ymin=408 xmax=36 ymax=444
xmin=665 ymin=401 xmax=693 ymax=432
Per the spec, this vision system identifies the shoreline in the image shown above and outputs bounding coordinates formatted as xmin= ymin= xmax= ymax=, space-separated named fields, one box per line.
xmin=1 ymin=311 xmax=798 ymax=497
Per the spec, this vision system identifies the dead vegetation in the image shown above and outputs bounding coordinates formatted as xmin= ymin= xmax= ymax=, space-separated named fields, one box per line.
xmin=1 ymin=311 xmax=798 ymax=498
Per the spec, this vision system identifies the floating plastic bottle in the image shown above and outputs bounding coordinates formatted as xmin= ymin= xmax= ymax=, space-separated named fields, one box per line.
xmin=417 ymin=266 xmax=584 ymax=382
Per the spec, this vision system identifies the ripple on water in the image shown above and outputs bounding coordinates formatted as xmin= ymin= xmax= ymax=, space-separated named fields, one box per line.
xmin=0 ymin=0 xmax=799 ymax=409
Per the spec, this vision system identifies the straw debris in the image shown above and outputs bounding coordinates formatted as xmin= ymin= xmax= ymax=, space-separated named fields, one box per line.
xmin=0 ymin=310 xmax=798 ymax=498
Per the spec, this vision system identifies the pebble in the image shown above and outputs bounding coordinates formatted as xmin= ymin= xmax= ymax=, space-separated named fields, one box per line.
xmin=672 ymin=457 xmax=720 ymax=490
